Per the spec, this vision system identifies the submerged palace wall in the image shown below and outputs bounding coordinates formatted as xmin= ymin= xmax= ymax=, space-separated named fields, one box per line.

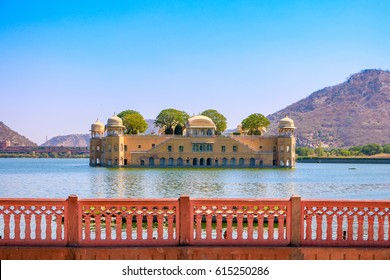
xmin=89 ymin=115 xmax=297 ymax=168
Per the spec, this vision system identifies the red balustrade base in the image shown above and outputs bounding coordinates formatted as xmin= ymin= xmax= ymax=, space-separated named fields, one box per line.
xmin=0 ymin=246 xmax=389 ymax=260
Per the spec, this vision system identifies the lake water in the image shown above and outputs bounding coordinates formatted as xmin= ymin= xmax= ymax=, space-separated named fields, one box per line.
xmin=0 ymin=158 xmax=389 ymax=199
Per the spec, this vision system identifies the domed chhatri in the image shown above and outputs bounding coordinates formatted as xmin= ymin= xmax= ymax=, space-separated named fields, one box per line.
xmin=105 ymin=114 xmax=125 ymax=137
xmin=106 ymin=114 xmax=125 ymax=128
xmin=91 ymin=119 xmax=104 ymax=132
xmin=90 ymin=115 xmax=296 ymax=169
xmin=278 ymin=115 xmax=296 ymax=137
xmin=278 ymin=116 xmax=295 ymax=129
xmin=186 ymin=115 xmax=216 ymax=136
xmin=90 ymin=119 xmax=105 ymax=139
xmin=187 ymin=115 xmax=216 ymax=128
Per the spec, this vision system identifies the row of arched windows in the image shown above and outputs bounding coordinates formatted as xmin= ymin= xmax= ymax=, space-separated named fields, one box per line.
xmin=139 ymin=157 xmax=264 ymax=167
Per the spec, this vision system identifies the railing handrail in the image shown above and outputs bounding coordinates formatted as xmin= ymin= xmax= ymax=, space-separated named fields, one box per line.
xmin=302 ymin=198 xmax=390 ymax=204
xmin=78 ymin=198 xmax=178 ymax=203
xmin=191 ymin=198 xmax=290 ymax=203
xmin=0 ymin=198 xmax=66 ymax=204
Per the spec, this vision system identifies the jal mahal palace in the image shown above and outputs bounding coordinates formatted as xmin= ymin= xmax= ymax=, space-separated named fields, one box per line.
xmin=89 ymin=114 xmax=296 ymax=168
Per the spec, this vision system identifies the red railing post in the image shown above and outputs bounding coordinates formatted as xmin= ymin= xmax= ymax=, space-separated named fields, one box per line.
xmin=67 ymin=194 xmax=79 ymax=246
xmin=179 ymin=195 xmax=192 ymax=245
xmin=290 ymin=195 xmax=301 ymax=246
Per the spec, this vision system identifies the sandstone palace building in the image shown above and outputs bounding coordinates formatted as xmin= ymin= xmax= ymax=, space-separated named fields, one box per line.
xmin=89 ymin=115 xmax=296 ymax=168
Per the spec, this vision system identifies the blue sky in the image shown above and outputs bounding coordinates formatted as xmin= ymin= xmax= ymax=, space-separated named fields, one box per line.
xmin=1 ymin=0 xmax=389 ymax=144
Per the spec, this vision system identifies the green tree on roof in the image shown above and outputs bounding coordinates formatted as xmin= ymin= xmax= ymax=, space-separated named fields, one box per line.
xmin=154 ymin=108 xmax=189 ymax=135
xmin=118 ymin=110 xmax=148 ymax=134
xmin=241 ymin=113 xmax=270 ymax=135
xmin=201 ymin=109 xmax=227 ymax=135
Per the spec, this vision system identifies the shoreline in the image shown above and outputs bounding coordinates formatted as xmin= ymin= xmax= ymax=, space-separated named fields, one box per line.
xmin=297 ymin=157 xmax=390 ymax=164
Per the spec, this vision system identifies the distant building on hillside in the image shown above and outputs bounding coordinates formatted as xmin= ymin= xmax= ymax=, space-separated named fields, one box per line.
xmin=89 ymin=115 xmax=296 ymax=168
xmin=0 ymin=140 xmax=11 ymax=149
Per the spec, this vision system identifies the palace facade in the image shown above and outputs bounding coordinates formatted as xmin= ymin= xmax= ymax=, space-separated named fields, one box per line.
xmin=89 ymin=115 xmax=296 ymax=168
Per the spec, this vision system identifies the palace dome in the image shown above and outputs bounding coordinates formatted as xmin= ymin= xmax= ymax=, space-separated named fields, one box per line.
xmin=187 ymin=115 xmax=216 ymax=129
xmin=278 ymin=116 xmax=295 ymax=129
xmin=91 ymin=119 xmax=104 ymax=132
xmin=106 ymin=114 xmax=125 ymax=128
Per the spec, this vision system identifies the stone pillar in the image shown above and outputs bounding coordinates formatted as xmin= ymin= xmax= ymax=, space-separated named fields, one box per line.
xmin=67 ymin=194 xmax=80 ymax=246
xmin=179 ymin=195 xmax=192 ymax=246
xmin=290 ymin=195 xmax=301 ymax=246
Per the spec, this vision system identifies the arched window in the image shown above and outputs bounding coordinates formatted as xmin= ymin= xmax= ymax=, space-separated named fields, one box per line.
xmin=193 ymin=158 xmax=198 ymax=166
xmin=239 ymin=158 xmax=245 ymax=166
xmin=206 ymin=158 xmax=212 ymax=166
xmin=200 ymin=158 xmax=205 ymax=166
xmin=222 ymin=158 xmax=228 ymax=166
xmin=230 ymin=158 xmax=236 ymax=166
xmin=177 ymin=158 xmax=183 ymax=166
xmin=149 ymin=157 xmax=155 ymax=166
xmin=160 ymin=158 xmax=166 ymax=167
xmin=250 ymin=158 xmax=256 ymax=167
xmin=140 ymin=160 xmax=145 ymax=166
xmin=168 ymin=157 xmax=174 ymax=166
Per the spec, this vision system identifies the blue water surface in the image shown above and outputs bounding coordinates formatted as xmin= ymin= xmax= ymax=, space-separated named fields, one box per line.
xmin=0 ymin=158 xmax=389 ymax=199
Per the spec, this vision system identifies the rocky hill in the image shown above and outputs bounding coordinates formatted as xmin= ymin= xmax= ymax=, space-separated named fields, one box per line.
xmin=41 ymin=119 xmax=158 ymax=147
xmin=267 ymin=69 xmax=390 ymax=148
xmin=0 ymin=122 xmax=37 ymax=146
xmin=41 ymin=134 xmax=90 ymax=147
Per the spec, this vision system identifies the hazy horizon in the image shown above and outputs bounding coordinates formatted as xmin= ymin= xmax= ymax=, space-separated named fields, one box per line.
xmin=1 ymin=0 xmax=390 ymax=145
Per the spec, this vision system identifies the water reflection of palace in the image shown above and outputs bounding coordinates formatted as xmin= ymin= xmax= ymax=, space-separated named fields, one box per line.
xmin=89 ymin=115 xmax=296 ymax=168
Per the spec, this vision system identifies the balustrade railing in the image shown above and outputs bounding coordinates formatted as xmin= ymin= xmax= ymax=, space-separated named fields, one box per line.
xmin=301 ymin=199 xmax=390 ymax=246
xmin=190 ymin=198 xmax=290 ymax=245
xmin=0 ymin=195 xmax=389 ymax=248
xmin=78 ymin=198 xmax=179 ymax=246
xmin=0 ymin=198 xmax=67 ymax=246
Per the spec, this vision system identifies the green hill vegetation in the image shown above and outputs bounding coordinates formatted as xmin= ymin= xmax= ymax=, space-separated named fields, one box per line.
xmin=296 ymin=143 xmax=390 ymax=158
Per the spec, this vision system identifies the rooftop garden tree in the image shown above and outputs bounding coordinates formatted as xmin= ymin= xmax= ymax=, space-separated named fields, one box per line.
xmin=118 ymin=110 xmax=148 ymax=134
xmin=201 ymin=109 xmax=227 ymax=135
xmin=154 ymin=108 xmax=189 ymax=135
xmin=241 ymin=113 xmax=270 ymax=135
